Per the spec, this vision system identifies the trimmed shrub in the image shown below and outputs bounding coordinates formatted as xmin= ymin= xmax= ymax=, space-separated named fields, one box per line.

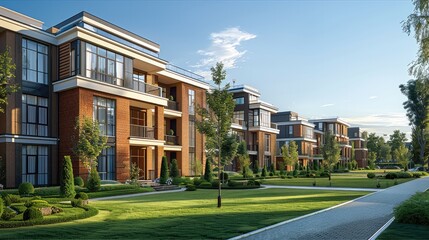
xmin=23 ymin=207 xmax=43 ymax=221
xmin=1 ymin=208 xmax=16 ymax=221
xmin=199 ymin=181 xmax=212 ymax=188
xmin=170 ymin=159 xmax=179 ymax=178
xmin=269 ymin=172 xmax=274 ymax=176
xmin=172 ymin=177 xmax=182 ymax=185
xmin=87 ymin=169 xmax=101 ymax=192
xmin=60 ymin=156 xmax=76 ymax=198
xmin=71 ymin=199 xmax=83 ymax=208
xmin=397 ymin=172 xmax=413 ymax=178
xmin=319 ymin=172 xmax=330 ymax=178
xmin=1 ymin=193 xmax=12 ymax=206
xmin=367 ymin=173 xmax=376 ymax=179
xmin=18 ymin=182 xmax=35 ymax=196
xmin=75 ymin=192 xmax=89 ymax=200
xmin=193 ymin=177 xmax=203 ymax=186
xmin=185 ymin=184 xmax=196 ymax=191
xmin=211 ymin=180 xmax=220 ymax=188
xmin=247 ymin=180 xmax=255 ymax=186
xmin=254 ymin=180 xmax=261 ymax=187
xmin=25 ymin=200 xmax=50 ymax=208
xmin=385 ymin=172 xmax=397 ymax=179
xmin=394 ymin=192 xmax=429 ymax=225
xmin=204 ymin=158 xmax=213 ymax=182
xmin=261 ymin=166 xmax=267 ymax=177
xmin=160 ymin=156 xmax=169 ymax=184
xmin=74 ymin=176 xmax=85 ymax=187
xmin=220 ymin=172 xmax=229 ymax=183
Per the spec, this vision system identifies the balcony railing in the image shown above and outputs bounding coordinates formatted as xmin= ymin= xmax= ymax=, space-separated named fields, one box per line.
xmin=130 ymin=81 xmax=163 ymax=97
xmin=166 ymin=64 xmax=205 ymax=81
xmin=130 ymin=125 xmax=155 ymax=139
xmin=167 ymin=100 xmax=179 ymax=111
xmin=247 ymin=144 xmax=258 ymax=151
xmin=271 ymin=123 xmax=277 ymax=129
xmin=165 ymin=135 xmax=179 ymax=145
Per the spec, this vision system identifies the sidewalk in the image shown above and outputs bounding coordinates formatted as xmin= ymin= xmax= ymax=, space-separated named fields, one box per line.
xmin=262 ymin=185 xmax=381 ymax=192
xmin=90 ymin=188 xmax=185 ymax=201
xmin=232 ymin=177 xmax=429 ymax=240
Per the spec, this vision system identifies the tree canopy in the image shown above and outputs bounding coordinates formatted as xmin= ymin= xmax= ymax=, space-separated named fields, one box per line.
xmin=0 ymin=47 xmax=18 ymax=113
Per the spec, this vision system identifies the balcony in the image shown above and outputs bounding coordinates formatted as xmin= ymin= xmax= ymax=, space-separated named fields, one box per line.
xmin=165 ymin=135 xmax=179 ymax=145
xmin=130 ymin=125 xmax=155 ymax=139
xmin=232 ymin=118 xmax=245 ymax=126
xmin=271 ymin=123 xmax=278 ymax=129
xmin=167 ymin=100 xmax=179 ymax=111
xmin=130 ymin=81 xmax=163 ymax=97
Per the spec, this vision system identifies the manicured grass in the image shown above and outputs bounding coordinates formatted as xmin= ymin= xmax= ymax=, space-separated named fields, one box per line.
xmin=378 ymin=222 xmax=429 ymax=239
xmin=0 ymin=189 xmax=368 ymax=239
xmin=262 ymin=176 xmax=413 ymax=189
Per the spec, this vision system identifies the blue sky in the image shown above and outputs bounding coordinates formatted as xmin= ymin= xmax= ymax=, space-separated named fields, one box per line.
xmin=2 ymin=0 xmax=416 ymax=139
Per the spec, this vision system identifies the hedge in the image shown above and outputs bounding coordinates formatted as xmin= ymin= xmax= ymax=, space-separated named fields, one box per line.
xmin=0 ymin=205 xmax=98 ymax=228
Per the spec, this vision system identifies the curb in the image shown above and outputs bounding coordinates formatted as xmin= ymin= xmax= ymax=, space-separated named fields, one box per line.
xmin=368 ymin=217 xmax=395 ymax=240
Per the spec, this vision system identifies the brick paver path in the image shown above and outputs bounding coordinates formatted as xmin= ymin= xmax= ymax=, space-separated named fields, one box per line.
xmin=232 ymin=177 xmax=429 ymax=240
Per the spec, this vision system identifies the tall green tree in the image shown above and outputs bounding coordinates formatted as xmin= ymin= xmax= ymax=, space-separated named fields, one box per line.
xmin=367 ymin=133 xmax=381 ymax=159
xmin=196 ymin=62 xmax=235 ymax=208
xmin=0 ymin=47 xmax=18 ymax=113
xmin=221 ymin=134 xmax=239 ymax=167
xmin=281 ymin=141 xmax=299 ymax=170
xmin=73 ymin=116 xmax=107 ymax=174
xmin=60 ymin=156 xmax=76 ymax=198
xmin=379 ymin=141 xmax=392 ymax=161
xmin=400 ymin=79 xmax=429 ymax=167
xmin=368 ymin=152 xmax=377 ymax=170
xmin=237 ymin=141 xmax=251 ymax=178
xmin=169 ymin=159 xmax=179 ymax=178
xmin=388 ymin=130 xmax=408 ymax=160
xmin=321 ymin=131 xmax=341 ymax=179
xmin=395 ymin=144 xmax=410 ymax=170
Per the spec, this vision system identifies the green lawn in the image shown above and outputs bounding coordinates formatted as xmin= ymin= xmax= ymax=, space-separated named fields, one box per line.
xmin=262 ymin=176 xmax=414 ymax=189
xmin=378 ymin=222 xmax=429 ymax=239
xmin=0 ymin=189 xmax=368 ymax=239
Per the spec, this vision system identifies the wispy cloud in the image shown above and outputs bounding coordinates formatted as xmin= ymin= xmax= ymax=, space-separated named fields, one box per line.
xmin=369 ymin=96 xmax=378 ymax=99
xmin=321 ymin=103 xmax=334 ymax=108
xmin=192 ymin=27 xmax=256 ymax=79
xmin=343 ymin=113 xmax=411 ymax=139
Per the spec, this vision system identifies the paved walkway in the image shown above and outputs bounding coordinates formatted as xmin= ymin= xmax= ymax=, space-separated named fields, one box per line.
xmin=90 ymin=188 xmax=185 ymax=201
xmin=231 ymin=177 xmax=429 ymax=240
xmin=262 ymin=185 xmax=381 ymax=192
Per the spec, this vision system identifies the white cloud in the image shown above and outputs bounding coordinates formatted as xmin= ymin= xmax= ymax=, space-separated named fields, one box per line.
xmin=321 ymin=103 xmax=334 ymax=107
xmin=369 ymin=96 xmax=378 ymax=99
xmin=343 ymin=113 xmax=411 ymax=139
xmin=192 ymin=27 xmax=256 ymax=77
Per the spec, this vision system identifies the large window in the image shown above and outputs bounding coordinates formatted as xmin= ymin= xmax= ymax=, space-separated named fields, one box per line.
xmin=234 ymin=97 xmax=244 ymax=105
xmin=304 ymin=126 xmax=313 ymax=139
xmin=85 ymin=43 xmax=124 ymax=86
xmin=22 ymin=39 xmax=48 ymax=84
xmin=264 ymin=134 xmax=270 ymax=152
xmin=22 ymin=145 xmax=48 ymax=186
xmin=188 ymin=89 xmax=195 ymax=115
xmin=260 ymin=110 xmax=271 ymax=128
xmin=98 ymin=147 xmax=116 ymax=180
xmin=22 ymin=95 xmax=48 ymax=136
xmin=132 ymin=71 xmax=146 ymax=92
xmin=93 ymin=96 xmax=116 ymax=136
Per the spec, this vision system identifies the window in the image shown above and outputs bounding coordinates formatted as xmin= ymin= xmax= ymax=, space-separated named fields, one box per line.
xmin=132 ymin=71 xmax=146 ymax=92
xmin=328 ymin=124 xmax=334 ymax=133
xmin=260 ymin=110 xmax=271 ymax=128
xmin=98 ymin=147 xmax=115 ymax=180
xmin=85 ymin=43 xmax=124 ymax=86
xmin=318 ymin=123 xmax=323 ymax=131
xmin=22 ymin=95 xmax=48 ymax=136
xmin=93 ymin=96 xmax=116 ymax=136
xmin=233 ymin=111 xmax=244 ymax=120
xmin=264 ymin=134 xmax=270 ymax=152
xmin=188 ymin=89 xmax=195 ymax=115
xmin=234 ymin=97 xmax=244 ymax=105
xmin=288 ymin=125 xmax=293 ymax=135
xmin=249 ymin=95 xmax=258 ymax=102
xmin=22 ymin=145 xmax=48 ymax=186
xmin=22 ymin=39 xmax=48 ymax=84
xmin=304 ymin=126 xmax=313 ymax=139
xmin=354 ymin=132 xmax=358 ymax=137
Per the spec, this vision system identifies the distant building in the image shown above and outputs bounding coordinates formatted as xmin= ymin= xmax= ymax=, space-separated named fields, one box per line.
xmin=348 ymin=127 xmax=368 ymax=168
xmin=226 ymin=85 xmax=279 ymax=171
xmin=272 ymin=111 xmax=316 ymax=170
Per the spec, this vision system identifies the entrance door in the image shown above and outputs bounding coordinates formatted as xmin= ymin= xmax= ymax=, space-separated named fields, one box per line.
xmin=130 ymin=146 xmax=146 ymax=180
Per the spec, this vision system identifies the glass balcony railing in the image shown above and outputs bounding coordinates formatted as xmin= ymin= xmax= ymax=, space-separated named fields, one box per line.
xmin=165 ymin=135 xmax=179 ymax=145
xmin=130 ymin=125 xmax=155 ymax=139
xmin=166 ymin=64 xmax=205 ymax=81
xmin=231 ymin=118 xmax=245 ymax=126
xmin=166 ymin=100 xmax=179 ymax=111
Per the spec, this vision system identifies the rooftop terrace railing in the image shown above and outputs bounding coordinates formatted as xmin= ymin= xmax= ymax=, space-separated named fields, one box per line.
xmin=166 ymin=64 xmax=205 ymax=82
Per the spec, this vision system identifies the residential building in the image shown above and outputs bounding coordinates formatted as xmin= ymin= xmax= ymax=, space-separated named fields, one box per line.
xmin=348 ymin=127 xmax=368 ymax=168
xmin=226 ymin=85 xmax=279 ymax=171
xmin=0 ymin=7 xmax=209 ymax=188
xmin=272 ymin=111 xmax=316 ymax=170
xmin=310 ymin=118 xmax=352 ymax=167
